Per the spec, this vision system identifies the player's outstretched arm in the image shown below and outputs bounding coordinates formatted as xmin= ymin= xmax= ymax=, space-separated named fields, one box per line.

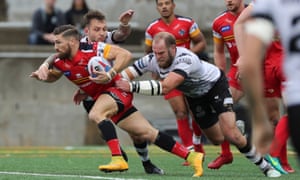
xmin=33 ymin=53 xmax=58 ymax=80
xmin=116 ymin=72 xmax=184 ymax=96
xmin=112 ymin=9 xmax=134 ymax=42
xmin=30 ymin=68 xmax=63 ymax=83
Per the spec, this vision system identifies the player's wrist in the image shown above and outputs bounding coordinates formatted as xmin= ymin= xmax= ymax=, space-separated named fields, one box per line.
xmin=129 ymin=81 xmax=137 ymax=92
xmin=106 ymin=68 xmax=117 ymax=81
xmin=120 ymin=22 xmax=130 ymax=27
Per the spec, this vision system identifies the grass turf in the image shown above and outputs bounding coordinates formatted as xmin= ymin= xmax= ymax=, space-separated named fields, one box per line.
xmin=0 ymin=145 xmax=299 ymax=180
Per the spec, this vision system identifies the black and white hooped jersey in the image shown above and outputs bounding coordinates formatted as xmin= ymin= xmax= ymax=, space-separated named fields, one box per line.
xmin=132 ymin=47 xmax=221 ymax=97
xmin=80 ymin=31 xmax=115 ymax=44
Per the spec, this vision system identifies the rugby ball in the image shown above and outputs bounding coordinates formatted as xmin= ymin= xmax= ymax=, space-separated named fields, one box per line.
xmin=87 ymin=56 xmax=112 ymax=77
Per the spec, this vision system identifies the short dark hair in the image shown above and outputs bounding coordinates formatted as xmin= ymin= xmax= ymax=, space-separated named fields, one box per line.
xmin=83 ymin=10 xmax=106 ymax=26
xmin=70 ymin=0 xmax=89 ymax=11
xmin=155 ymin=0 xmax=174 ymax=4
xmin=53 ymin=24 xmax=81 ymax=40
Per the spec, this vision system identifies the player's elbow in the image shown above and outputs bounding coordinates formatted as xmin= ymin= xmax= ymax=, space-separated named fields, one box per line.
xmin=124 ymin=50 xmax=133 ymax=63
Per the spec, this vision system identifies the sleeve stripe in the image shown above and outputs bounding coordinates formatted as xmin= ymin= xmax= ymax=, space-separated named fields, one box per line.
xmin=150 ymin=80 xmax=154 ymax=95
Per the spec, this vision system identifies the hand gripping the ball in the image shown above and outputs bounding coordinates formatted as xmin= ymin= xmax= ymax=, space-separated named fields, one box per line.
xmin=89 ymin=68 xmax=117 ymax=84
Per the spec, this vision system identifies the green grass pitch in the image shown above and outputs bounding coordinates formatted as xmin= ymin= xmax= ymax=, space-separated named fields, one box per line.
xmin=0 ymin=145 xmax=299 ymax=180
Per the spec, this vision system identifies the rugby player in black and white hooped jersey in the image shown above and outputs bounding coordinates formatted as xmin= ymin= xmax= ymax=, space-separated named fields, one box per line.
xmin=236 ymin=0 xmax=300 ymax=164
xmin=117 ymin=31 xmax=281 ymax=178
xmin=31 ymin=9 xmax=164 ymax=175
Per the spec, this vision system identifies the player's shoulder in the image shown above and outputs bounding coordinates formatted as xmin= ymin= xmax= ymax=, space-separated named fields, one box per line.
xmin=176 ymin=47 xmax=194 ymax=57
xmin=79 ymin=42 xmax=94 ymax=51
xmin=175 ymin=15 xmax=195 ymax=23
xmin=145 ymin=18 xmax=161 ymax=30
xmin=213 ymin=10 xmax=229 ymax=23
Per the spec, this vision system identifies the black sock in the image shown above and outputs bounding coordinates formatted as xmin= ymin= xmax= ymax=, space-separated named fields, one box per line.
xmin=97 ymin=119 xmax=117 ymax=141
xmin=134 ymin=141 xmax=149 ymax=162
xmin=154 ymin=131 xmax=176 ymax=152
xmin=238 ymin=141 xmax=269 ymax=171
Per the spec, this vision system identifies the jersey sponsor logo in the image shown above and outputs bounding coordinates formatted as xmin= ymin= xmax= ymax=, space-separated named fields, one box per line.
xmin=175 ymin=57 xmax=192 ymax=65
xmin=221 ymin=25 xmax=231 ymax=32
xmin=179 ymin=29 xmax=186 ymax=36
xmin=75 ymin=73 xmax=82 ymax=79
xmin=64 ymin=71 xmax=71 ymax=77
xmin=176 ymin=53 xmax=192 ymax=65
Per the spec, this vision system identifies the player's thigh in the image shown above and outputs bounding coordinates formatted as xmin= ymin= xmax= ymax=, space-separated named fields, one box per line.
xmin=118 ymin=111 xmax=159 ymax=142
xmin=166 ymin=90 xmax=188 ymax=114
xmin=89 ymin=94 xmax=118 ymax=122
xmin=264 ymin=65 xmax=282 ymax=98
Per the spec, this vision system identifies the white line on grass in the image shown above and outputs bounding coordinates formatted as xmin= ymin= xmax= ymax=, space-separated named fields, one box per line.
xmin=0 ymin=171 xmax=147 ymax=180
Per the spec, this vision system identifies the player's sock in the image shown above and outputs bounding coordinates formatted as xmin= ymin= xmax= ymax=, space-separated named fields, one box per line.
xmin=154 ymin=131 xmax=189 ymax=159
xmin=134 ymin=141 xmax=149 ymax=162
xmin=176 ymin=118 xmax=193 ymax=147
xmin=234 ymin=103 xmax=252 ymax=139
xmin=287 ymin=105 xmax=300 ymax=161
xmin=280 ymin=142 xmax=288 ymax=165
xmin=270 ymin=115 xmax=289 ymax=158
xmin=192 ymin=121 xmax=204 ymax=153
xmin=221 ymin=141 xmax=232 ymax=155
xmin=192 ymin=120 xmax=202 ymax=136
xmin=238 ymin=141 xmax=270 ymax=171
xmin=98 ymin=120 xmax=122 ymax=156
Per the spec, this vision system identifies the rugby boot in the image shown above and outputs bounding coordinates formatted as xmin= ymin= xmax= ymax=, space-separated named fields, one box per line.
xmin=186 ymin=151 xmax=204 ymax=177
xmin=265 ymin=154 xmax=288 ymax=174
xmin=120 ymin=147 xmax=128 ymax=162
xmin=98 ymin=155 xmax=128 ymax=173
xmin=263 ymin=163 xmax=281 ymax=178
xmin=142 ymin=160 xmax=164 ymax=175
xmin=281 ymin=163 xmax=295 ymax=173
xmin=208 ymin=153 xmax=233 ymax=169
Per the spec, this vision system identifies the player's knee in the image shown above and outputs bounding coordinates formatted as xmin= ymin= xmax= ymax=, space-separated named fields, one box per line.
xmin=130 ymin=135 xmax=144 ymax=144
xmin=88 ymin=111 xmax=97 ymax=123
xmin=88 ymin=110 xmax=103 ymax=123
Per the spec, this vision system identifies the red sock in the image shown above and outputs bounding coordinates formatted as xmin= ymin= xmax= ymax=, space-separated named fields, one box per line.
xmin=270 ymin=115 xmax=289 ymax=157
xmin=221 ymin=141 xmax=232 ymax=155
xmin=171 ymin=142 xmax=190 ymax=159
xmin=177 ymin=118 xmax=193 ymax=147
xmin=192 ymin=120 xmax=202 ymax=136
xmin=280 ymin=142 xmax=288 ymax=164
xmin=107 ymin=139 xmax=122 ymax=156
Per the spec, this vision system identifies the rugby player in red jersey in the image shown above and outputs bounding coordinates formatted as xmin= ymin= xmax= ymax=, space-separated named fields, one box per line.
xmin=31 ymin=10 xmax=164 ymax=175
xmin=30 ymin=25 xmax=204 ymax=177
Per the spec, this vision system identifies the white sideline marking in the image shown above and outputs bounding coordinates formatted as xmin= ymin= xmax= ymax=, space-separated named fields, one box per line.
xmin=0 ymin=171 xmax=147 ymax=180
